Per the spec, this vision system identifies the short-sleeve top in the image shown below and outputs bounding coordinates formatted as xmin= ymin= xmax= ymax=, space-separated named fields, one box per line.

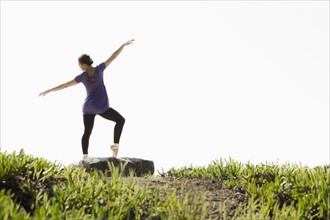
xmin=74 ymin=63 xmax=110 ymax=114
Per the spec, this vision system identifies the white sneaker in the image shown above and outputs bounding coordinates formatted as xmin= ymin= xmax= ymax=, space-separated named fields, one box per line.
xmin=110 ymin=144 xmax=119 ymax=158
xmin=83 ymin=157 xmax=100 ymax=164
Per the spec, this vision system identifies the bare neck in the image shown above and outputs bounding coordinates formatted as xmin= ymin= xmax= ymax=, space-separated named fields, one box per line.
xmin=86 ymin=66 xmax=95 ymax=75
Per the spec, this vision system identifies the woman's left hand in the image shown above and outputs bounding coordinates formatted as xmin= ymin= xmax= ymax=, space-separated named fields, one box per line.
xmin=39 ymin=90 xmax=51 ymax=97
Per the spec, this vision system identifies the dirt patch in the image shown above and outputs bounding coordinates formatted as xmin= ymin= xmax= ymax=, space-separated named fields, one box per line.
xmin=2 ymin=174 xmax=246 ymax=219
xmin=128 ymin=176 xmax=247 ymax=219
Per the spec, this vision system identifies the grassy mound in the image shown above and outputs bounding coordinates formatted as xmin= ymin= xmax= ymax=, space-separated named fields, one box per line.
xmin=0 ymin=150 xmax=328 ymax=219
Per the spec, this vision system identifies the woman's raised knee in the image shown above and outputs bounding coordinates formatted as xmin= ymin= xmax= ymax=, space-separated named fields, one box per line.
xmin=118 ymin=116 xmax=125 ymax=125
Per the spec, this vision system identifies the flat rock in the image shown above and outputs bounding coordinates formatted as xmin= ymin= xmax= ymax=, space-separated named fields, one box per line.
xmin=76 ymin=157 xmax=155 ymax=177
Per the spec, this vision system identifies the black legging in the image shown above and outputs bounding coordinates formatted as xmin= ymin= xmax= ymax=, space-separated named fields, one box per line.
xmin=82 ymin=108 xmax=125 ymax=154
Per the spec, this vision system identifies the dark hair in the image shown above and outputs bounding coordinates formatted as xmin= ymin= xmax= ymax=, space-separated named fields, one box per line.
xmin=78 ymin=54 xmax=93 ymax=66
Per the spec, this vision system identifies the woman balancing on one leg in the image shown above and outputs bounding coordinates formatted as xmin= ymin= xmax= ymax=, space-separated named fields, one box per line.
xmin=39 ymin=39 xmax=134 ymax=162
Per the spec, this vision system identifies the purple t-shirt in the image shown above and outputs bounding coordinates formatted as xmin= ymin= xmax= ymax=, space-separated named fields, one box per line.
xmin=74 ymin=63 xmax=110 ymax=114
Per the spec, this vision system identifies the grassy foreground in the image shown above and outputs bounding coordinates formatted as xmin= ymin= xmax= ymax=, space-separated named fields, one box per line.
xmin=0 ymin=150 xmax=329 ymax=219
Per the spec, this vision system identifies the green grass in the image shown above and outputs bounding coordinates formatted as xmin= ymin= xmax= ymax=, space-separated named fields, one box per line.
xmin=0 ymin=150 xmax=329 ymax=219
xmin=166 ymin=158 xmax=330 ymax=219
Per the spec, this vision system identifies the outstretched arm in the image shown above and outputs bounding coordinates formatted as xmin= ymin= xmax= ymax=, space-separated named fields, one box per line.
xmin=39 ymin=80 xmax=77 ymax=97
xmin=104 ymin=39 xmax=135 ymax=68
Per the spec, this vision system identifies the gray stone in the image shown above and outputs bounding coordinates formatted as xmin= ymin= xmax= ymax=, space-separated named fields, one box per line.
xmin=77 ymin=157 xmax=155 ymax=177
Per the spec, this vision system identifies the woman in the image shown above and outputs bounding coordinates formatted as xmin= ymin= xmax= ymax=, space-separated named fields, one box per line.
xmin=39 ymin=39 xmax=134 ymax=162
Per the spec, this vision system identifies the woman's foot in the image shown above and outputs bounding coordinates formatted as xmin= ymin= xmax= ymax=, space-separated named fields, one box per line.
xmin=83 ymin=156 xmax=100 ymax=164
xmin=110 ymin=144 xmax=119 ymax=158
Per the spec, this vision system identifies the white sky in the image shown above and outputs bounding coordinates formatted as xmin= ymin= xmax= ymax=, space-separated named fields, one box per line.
xmin=1 ymin=1 xmax=329 ymax=172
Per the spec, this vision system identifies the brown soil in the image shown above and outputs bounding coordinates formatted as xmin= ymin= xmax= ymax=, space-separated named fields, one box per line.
xmin=2 ymin=175 xmax=246 ymax=219
xmin=128 ymin=176 xmax=247 ymax=219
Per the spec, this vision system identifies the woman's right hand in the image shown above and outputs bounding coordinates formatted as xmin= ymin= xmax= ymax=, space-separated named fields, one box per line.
xmin=123 ymin=39 xmax=135 ymax=46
